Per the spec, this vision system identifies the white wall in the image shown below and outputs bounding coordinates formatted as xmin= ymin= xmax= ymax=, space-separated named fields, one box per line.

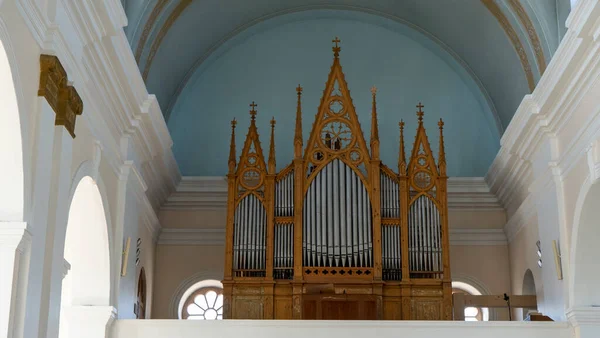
xmin=112 ymin=320 xmax=572 ymax=338
xmin=0 ymin=0 xmax=177 ymax=337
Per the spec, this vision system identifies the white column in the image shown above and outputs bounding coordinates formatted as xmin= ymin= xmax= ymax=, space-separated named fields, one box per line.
xmin=61 ymin=306 xmax=116 ymax=338
xmin=23 ymin=100 xmax=57 ymax=338
xmin=0 ymin=222 xmax=31 ymax=338
xmin=568 ymin=307 xmax=600 ymax=338
xmin=38 ymin=127 xmax=73 ymax=338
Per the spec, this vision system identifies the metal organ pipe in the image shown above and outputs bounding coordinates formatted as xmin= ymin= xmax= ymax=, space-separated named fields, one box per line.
xmin=303 ymin=159 xmax=372 ymax=268
xmin=274 ymin=171 xmax=294 ymax=279
xmin=408 ymin=195 xmax=441 ymax=278
xmin=233 ymin=194 xmax=267 ymax=276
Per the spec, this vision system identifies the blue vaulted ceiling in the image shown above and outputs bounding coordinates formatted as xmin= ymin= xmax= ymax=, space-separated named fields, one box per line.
xmin=122 ymin=0 xmax=570 ymax=176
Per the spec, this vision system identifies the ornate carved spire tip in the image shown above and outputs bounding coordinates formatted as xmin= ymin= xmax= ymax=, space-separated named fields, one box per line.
xmin=249 ymin=101 xmax=257 ymax=120
xmin=371 ymin=86 xmax=377 ymax=96
xmin=271 ymin=116 xmax=276 ymax=127
xmin=399 ymin=119 xmax=405 ymax=130
xmin=231 ymin=118 xmax=237 ymax=128
xmin=438 ymin=118 xmax=444 ymax=129
xmin=416 ymin=102 xmax=424 ymax=122
xmin=296 ymin=84 xmax=303 ymax=95
xmin=332 ymin=36 xmax=341 ymax=57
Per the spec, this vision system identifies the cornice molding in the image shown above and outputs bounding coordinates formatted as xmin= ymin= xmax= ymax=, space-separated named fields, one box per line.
xmin=161 ymin=176 xmax=502 ymax=211
xmin=158 ymin=228 xmax=226 ymax=246
xmin=486 ymin=0 xmax=600 ymax=219
xmin=16 ymin=0 xmax=179 ymax=212
xmin=449 ymin=229 xmax=507 ymax=246
xmin=157 ymin=227 xmax=506 ymax=247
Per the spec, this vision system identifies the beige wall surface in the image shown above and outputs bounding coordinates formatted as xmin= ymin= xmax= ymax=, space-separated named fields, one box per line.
xmin=449 ymin=210 xmax=506 ymax=229
xmin=152 ymin=245 xmax=225 ymax=319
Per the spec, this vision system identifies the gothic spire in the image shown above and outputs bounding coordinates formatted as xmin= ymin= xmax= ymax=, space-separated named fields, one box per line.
xmin=332 ymin=36 xmax=341 ymax=59
xmin=269 ymin=117 xmax=276 ymax=174
xmin=228 ymin=118 xmax=237 ymax=174
xmin=398 ymin=120 xmax=406 ymax=175
xmin=416 ymin=102 xmax=424 ymax=124
xmin=438 ymin=118 xmax=447 ymax=176
xmin=370 ymin=86 xmax=380 ymax=160
xmin=294 ymin=85 xmax=303 ymax=159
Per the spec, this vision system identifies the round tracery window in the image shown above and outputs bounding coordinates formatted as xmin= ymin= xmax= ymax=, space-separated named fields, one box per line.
xmin=182 ymin=287 xmax=223 ymax=320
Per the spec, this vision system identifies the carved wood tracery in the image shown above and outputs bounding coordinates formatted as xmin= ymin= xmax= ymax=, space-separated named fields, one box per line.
xmin=223 ymin=38 xmax=451 ymax=320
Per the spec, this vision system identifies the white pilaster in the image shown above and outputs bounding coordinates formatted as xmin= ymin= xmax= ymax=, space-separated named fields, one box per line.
xmin=0 ymin=222 xmax=31 ymax=338
xmin=23 ymin=99 xmax=58 ymax=338
xmin=38 ymin=127 xmax=73 ymax=338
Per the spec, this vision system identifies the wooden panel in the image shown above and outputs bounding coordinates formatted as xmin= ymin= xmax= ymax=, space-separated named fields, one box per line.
xmin=383 ymin=299 xmax=402 ymax=320
xmin=274 ymin=297 xmax=292 ymax=319
xmin=303 ymin=299 xmax=317 ymax=319
xmin=322 ymin=301 xmax=360 ymax=320
xmin=411 ymin=299 xmax=442 ymax=320
xmin=233 ymin=298 xmax=264 ymax=319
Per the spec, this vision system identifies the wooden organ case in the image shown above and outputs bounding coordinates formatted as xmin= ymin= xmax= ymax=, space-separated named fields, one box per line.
xmin=223 ymin=39 xmax=452 ymax=320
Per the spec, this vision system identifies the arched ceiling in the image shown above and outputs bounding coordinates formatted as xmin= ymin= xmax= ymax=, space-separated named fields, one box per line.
xmin=123 ymin=0 xmax=568 ymax=131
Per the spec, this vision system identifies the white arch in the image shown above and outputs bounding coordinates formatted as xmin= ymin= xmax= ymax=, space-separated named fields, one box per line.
xmin=452 ymin=280 xmax=490 ymax=321
xmin=569 ymin=175 xmax=600 ymax=308
xmin=59 ymin=176 xmax=111 ymax=338
xmin=0 ymin=19 xmax=24 ymax=221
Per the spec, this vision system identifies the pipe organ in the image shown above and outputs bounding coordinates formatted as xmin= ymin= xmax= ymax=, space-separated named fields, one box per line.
xmin=223 ymin=39 xmax=452 ymax=320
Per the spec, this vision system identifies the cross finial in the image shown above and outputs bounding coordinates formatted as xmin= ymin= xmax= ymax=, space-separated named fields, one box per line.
xmin=271 ymin=116 xmax=276 ymax=127
xmin=399 ymin=119 xmax=405 ymax=130
xmin=296 ymin=84 xmax=303 ymax=95
xmin=416 ymin=102 xmax=424 ymax=122
xmin=332 ymin=37 xmax=341 ymax=57
xmin=231 ymin=118 xmax=237 ymax=128
xmin=249 ymin=101 xmax=257 ymax=120
xmin=371 ymin=86 xmax=377 ymax=96
xmin=438 ymin=118 xmax=444 ymax=129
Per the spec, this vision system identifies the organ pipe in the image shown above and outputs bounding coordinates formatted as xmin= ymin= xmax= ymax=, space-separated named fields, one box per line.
xmin=302 ymin=159 xmax=372 ymax=268
xmin=224 ymin=42 xmax=452 ymax=321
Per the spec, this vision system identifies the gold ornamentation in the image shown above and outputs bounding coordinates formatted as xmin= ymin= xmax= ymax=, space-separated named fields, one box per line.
xmin=142 ymin=0 xmax=192 ymax=81
xmin=38 ymin=55 xmax=83 ymax=138
xmin=507 ymin=0 xmax=546 ymax=75
xmin=134 ymin=0 xmax=169 ymax=62
xmin=482 ymin=0 xmax=535 ymax=92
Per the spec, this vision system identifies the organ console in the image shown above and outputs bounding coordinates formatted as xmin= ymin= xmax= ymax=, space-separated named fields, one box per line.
xmin=222 ymin=38 xmax=452 ymax=320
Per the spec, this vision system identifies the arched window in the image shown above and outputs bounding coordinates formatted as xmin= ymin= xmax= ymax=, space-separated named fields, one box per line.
xmin=452 ymin=281 xmax=489 ymax=321
xmin=178 ymin=279 xmax=223 ymax=320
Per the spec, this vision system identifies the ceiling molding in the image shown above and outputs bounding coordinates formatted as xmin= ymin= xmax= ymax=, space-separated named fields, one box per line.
xmin=158 ymin=5 xmax=501 ymax=134
xmin=507 ymin=0 xmax=547 ymax=75
xmin=157 ymin=227 xmax=506 ymax=246
xmin=161 ymin=176 xmax=502 ymax=211
xmin=481 ymin=0 xmax=535 ymax=92
xmin=142 ymin=0 xmax=191 ymax=81
xmin=134 ymin=0 xmax=169 ymax=62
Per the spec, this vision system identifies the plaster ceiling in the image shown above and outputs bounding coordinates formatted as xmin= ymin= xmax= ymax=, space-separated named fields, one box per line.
xmin=123 ymin=0 xmax=568 ymax=132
